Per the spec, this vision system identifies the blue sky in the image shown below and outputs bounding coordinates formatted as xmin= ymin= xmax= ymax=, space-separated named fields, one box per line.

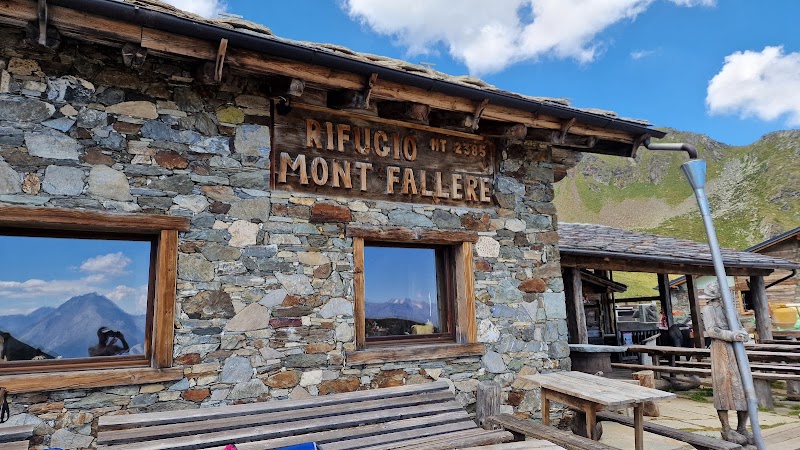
xmin=0 ymin=236 xmax=151 ymax=316
xmin=167 ymin=0 xmax=799 ymax=146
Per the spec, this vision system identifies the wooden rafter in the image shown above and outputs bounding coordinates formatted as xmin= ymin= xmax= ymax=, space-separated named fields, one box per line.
xmin=471 ymin=98 xmax=489 ymax=131
xmin=214 ymin=38 xmax=228 ymax=83
xmin=362 ymin=72 xmax=378 ymax=108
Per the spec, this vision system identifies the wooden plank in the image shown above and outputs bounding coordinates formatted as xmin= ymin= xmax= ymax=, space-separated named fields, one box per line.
xmin=322 ymin=420 xmax=478 ymax=450
xmin=203 ymin=411 xmax=473 ymax=450
xmin=596 ymin=411 xmax=741 ymax=449
xmin=559 ymin=254 xmax=772 ymax=277
xmin=100 ymin=381 xmax=449 ymax=429
xmin=745 ymin=343 xmax=800 ymax=352
xmin=523 ymin=372 xmax=675 ymax=406
xmin=0 ymin=206 xmax=190 ymax=233
xmin=685 ymin=275 xmax=705 ymax=349
xmin=564 ymin=268 xmax=588 ymax=344
xmin=488 ymin=414 xmax=619 ymax=450
xmin=50 ymin=3 xmax=142 ymax=44
xmin=675 ymin=360 xmax=800 ymax=373
xmin=152 ymin=230 xmax=177 ymax=368
xmin=624 ymin=344 xmax=800 ymax=362
xmin=346 ymin=342 xmax=485 ymax=365
xmin=2 ymin=367 xmax=183 ymax=394
xmin=373 ymin=429 xmax=513 ymax=450
xmin=99 ymin=390 xmax=458 ymax=444
xmin=272 ymin=106 xmax=494 ymax=207
xmin=0 ymin=425 xmax=34 ymax=442
xmin=141 ymin=27 xmax=216 ymax=60
xmin=750 ymin=275 xmax=774 ymax=341
xmin=347 ymin=225 xmax=479 ymax=244
xmin=459 ymin=442 xmax=565 ymax=450
xmin=353 ymin=236 xmax=366 ymax=350
xmin=0 ymin=441 xmax=30 ymax=450
xmin=99 ymin=400 xmax=466 ymax=450
xmin=657 ymin=273 xmax=673 ymax=328
xmin=455 ymin=241 xmax=477 ymax=344
xmin=611 ymin=363 xmax=800 ymax=381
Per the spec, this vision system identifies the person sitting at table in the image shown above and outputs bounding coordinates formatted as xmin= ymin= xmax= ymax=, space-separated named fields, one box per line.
xmin=700 ymin=281 xmax=754 ymax=448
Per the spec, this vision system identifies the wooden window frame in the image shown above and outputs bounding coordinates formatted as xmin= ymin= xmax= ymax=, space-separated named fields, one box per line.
xmin=347 ymin=225 xmax=484 ymax=365
xmin=0 ymin=206 xmax=188 ymax=393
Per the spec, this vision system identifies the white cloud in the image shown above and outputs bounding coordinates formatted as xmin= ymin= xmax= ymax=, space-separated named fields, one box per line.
xmin=80 ymin=252 xmax=132 ymax=275
xmin=345 ymin=0 xmax=659 ymax=74
xmin=630 ymin=49 xmax=656 ymax=60
xmin=159 ymin=0 xmax=225 ymax=18
xmin=706 ymin=46 xmax=800 ymax=126
xmin=105 ymin=285 xmax=149 ymax=315
xmin=0 ymin=277 xmax=103 ymax=299
xmin=669 ymin=0 xmax=715 ymax=6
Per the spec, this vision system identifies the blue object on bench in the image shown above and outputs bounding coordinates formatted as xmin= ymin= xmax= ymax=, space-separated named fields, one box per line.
xmin=276 ymin=443 xmax=318 ymax=450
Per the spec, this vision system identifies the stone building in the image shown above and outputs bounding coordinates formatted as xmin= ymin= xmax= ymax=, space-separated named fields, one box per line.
xmin=0 ymin=0 xmax=666 ymax=447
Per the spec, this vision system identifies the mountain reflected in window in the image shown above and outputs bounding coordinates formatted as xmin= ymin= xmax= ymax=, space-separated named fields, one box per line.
xmin=364 ymin=246 xmax=446 ymax=338
xmin=0 ymin=235 xmax=152 ymax=361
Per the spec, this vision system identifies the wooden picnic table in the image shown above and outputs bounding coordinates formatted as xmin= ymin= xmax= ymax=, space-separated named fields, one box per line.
xmin=523 ymin=371 xmax=675 ymax=450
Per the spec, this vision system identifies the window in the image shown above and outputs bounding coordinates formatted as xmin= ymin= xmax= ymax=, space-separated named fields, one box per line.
xmin=364 ymin=245 xmax=454 ymax=342
xmin=347 ymin=225 xmax=484 ymax=364
xmin=0 ymin=205 xmax=188 ymax=393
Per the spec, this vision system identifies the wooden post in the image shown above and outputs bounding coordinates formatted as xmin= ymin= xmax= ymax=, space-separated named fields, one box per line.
xmin=632 ymin=370 xmax=659 ymax=417
xmin=750 ymin=275 xmax=773 ymax=342
xmin=686 ymin=275 xmax=705 ymax=349
xmin=753 ymin=379 xmax=774 ymax=410
xmin=657 ymin=274 xmax=674 ymax=328
xmin=476 ymin=381 xmax=501 ymax=430
xmin=787 ymin=381 xmax=800 ymax=401
xmin=563 ymin=268 xmax=588 ymax=344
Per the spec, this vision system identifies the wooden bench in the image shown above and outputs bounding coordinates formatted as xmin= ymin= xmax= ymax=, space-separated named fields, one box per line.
xmin=488 ymin=414 xmax=618 ymax=450
xmin=595 ymin=411 xmax=741 ymax=450
xmin=0 ymin=424 xmax=35 ymax=450
xmin=97 ymin=381 xmax=514 ymax=450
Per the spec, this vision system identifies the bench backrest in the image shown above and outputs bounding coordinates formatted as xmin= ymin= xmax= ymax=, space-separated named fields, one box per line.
xmin=97 ymin=381 xmax=512 ymax=450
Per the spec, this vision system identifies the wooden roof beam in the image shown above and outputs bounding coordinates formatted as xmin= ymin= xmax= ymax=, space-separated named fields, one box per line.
xmin=376 ymin=101 xmax=431 ymax=124
xmin=560 ymin=253 xmax=774 ymax=277
xmin=477 ymin=121 xmax=527 ymax=140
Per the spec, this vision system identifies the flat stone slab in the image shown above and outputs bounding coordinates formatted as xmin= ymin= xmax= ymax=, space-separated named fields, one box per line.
xmin=569 ymin=344 xmax=628 ymax=353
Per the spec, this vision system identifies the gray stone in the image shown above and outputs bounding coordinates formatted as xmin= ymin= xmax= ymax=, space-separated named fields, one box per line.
xmin=225 ymin=303 xmax=270 ymax=332
xmin=87 ymin=165 xmax=132 ymax=201
xmin=228 ymin=379 xmax=269 ymax=400
xmin=77 ymin=108 xmax=108 ymax=128
xmin=228 ymin=197 xmax=271 ymax=221
xmin=0 ymin=95 xmax=55 ymax=122
xmin=46 ymin=75 xmax=94 ymax=103
xmin=521 ymin=213 xmax=551 ymax=230
xmin=275 ymin=273 xmax=314 ymax=295
xmin=234 ymin=124 xmax=271 ymax=156
xmin=174 ymin=88 xmax=204 ymax=112
xmin=97 ymin=130 xmax=127 ymax=151
xmin=201 ymin=243 xmax=241 ymax=261
xmin=129 ymin=393 xmax=158 ymax=407
xmin=495 ymin=176 xmax=525 ymax=196
xmin=228 ymin=220 xmax=259 ymax=247
xmin=179 ymin=253 xmax=214 ymax=282
xmin=0 ymin=127 xmax=24 ymax=146
xmin=488 ymin=279 xmax=524 ymax=304
xmin=173 ymin=194 xmax=209 ymax=213
xmin=220 ymin=355 xmax=253 ymax=383
xmin=190 ymin=136 xmax=231 ymax=156
xmin=50 ymin=429 xmax=94 ymax=449
xmin=388 ymin=209 xmax=434 ymax=227
xmin=335 ymin=322 xmax=353 ymax=342
xmin=520 ymin=301 xmax=539 ymax=322
xmin=284 ymin=353 xmax=327 ymax=368
xmin=549 ymin=341 xmax=570 ymax=358
xmin=230 ymin=171 xmax=269 ymax=189
xmin=260 ymin=288 xmax=288 ymax=307
xmin=475 ymin=236 xmax=500 ymax=258
xmin=96 ymin=88 xmax=125 ymax=105
xmin=477 ymin=318 xmax=500 ymax=343
xmin=482 ymin=351 xmax=507 ymax=373
xmin=24 ymin=130 xmax=81 ymax=160
xmin=542 ymin=292 xmax=567 ymax=319
xmin=141 ymin=120 xmax=201 ymax=144
xmin=42 ymin=165 xmax=84 ymax=195
xmin=105 ymin=101 xmax=158 ymax=119
xmin=431 ymin=210 xmax=460 ymax=228
xmin=150 ymin=174 xmax=193 ymax=195
xmin=491 ymin=305 xmax=517 ymax=318
xmin=0 ymin=194 xmax=50 ymax=205
xmin=169 ymin=378 xmax=190 ymax=391
xmin=185 ymin=290 xmax=234 ymax=319
xmin=42 ymin=117 xmax=76 ymax=132
xmin=0 ymin=158 xmax=20 ymax=194
xmin=319 ymin=297 xmax=353 ymax=318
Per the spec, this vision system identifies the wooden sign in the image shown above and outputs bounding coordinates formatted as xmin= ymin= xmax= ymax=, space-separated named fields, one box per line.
xmin=271 ymin=104 xmax=495 ymax=207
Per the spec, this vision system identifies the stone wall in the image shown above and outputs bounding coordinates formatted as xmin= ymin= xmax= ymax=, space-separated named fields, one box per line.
xmin=0 ymin=26 xmax=568 ymax=449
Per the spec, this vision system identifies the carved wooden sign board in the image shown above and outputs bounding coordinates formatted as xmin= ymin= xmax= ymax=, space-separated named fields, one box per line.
xmin=271 ymin=105 xmax=495 ymax=207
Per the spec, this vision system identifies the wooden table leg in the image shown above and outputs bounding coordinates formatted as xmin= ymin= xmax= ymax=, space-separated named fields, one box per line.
xmin=541 ymin=389 xmax=551 ymax=426
xmin=634 ymin=403 xmax=644 ymax=450
xmin=584 ymin=404 xmax=598 ymax=440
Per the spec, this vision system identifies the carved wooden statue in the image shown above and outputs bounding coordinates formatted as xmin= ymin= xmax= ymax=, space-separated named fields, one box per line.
xmin=700 ymin=281 xmax=754 ymax=448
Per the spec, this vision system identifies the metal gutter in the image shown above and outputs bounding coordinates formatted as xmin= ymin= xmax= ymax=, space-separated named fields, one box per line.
xmin=50 ymin=0 xmax=666 ymax=140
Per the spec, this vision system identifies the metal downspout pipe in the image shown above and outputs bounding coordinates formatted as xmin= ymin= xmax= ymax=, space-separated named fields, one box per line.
xmin=642 ymin=139 xmax=766 ymax=450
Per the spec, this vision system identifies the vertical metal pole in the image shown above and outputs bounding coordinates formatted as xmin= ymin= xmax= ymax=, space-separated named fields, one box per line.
xmin=681 ymin=160 xmax=765 ymax=450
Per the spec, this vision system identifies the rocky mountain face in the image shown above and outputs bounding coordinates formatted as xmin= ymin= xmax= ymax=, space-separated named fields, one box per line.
xmin=555 ymin=129 xmax=800 ymax=249
xmin=0 ymin=293 xmax=145 ymax=359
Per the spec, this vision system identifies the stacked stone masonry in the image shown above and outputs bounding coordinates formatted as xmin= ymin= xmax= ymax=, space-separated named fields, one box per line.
xmin=0 ymin=26 xmax=569 ymax=449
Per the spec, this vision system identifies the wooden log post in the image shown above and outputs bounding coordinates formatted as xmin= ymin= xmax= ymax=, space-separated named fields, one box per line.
xmin=750 ymin=275 xmax=773 ymax=342
xmin=632 ymin=370 xmax=660 ymax=417
xmin=563 ymin=268 xmax=588 ymax=344
xmin=753 ymin=378 xmax=774 ymax=410
xmin=476 ymin=381 xmax=501 ymax=430
xmin=657 ymin=274 xmax=674 ymax=328
xmin=685 ymin=275 xmax=705 ymax=350
xmin=787 ymin=381 xmax=800 ymax=401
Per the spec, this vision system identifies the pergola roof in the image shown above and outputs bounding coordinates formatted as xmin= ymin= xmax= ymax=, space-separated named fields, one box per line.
xmin=558 ymin=223 xmax=800 ymax=276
